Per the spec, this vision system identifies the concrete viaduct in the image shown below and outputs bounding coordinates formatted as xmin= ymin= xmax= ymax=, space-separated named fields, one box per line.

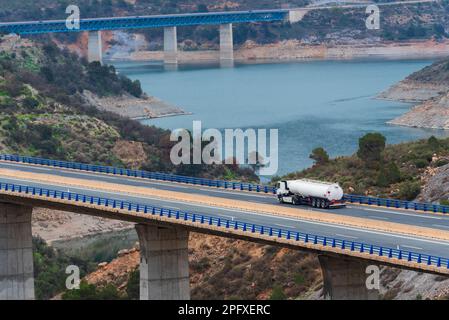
xmin=0 ymin=0 xmax=439 ymax=65
xmin=0 ymin=9 xmax=297 ymax=65
xmin=0 ymin=155 xmax=448 ymax=300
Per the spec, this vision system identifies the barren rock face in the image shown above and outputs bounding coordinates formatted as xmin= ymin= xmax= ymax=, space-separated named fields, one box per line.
xmin=378 ymin=80 xmax=448 ymax=103
xmin=419 ymin=163 xmax=449 ymax=202
xmin=387 ymin=91 xmax=449 ymax=129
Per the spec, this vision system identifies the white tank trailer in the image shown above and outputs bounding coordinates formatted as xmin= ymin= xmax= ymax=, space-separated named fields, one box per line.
xmin=276 ymin=179 xmax=345 ymax=209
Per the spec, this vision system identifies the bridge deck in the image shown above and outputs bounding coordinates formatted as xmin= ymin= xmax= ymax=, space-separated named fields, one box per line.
xmin=0 ymin=10 xmax=287 ymax=35
xmin=0 ymin=160 xmax=448 ymax=275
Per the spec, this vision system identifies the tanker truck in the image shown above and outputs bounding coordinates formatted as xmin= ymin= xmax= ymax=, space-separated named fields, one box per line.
xmin=276 ymin=179 xmax=345 ymax=209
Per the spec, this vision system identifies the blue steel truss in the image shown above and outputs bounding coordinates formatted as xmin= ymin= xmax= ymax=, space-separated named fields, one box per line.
xmin=0 ymin=10 xmax=288 ymax=35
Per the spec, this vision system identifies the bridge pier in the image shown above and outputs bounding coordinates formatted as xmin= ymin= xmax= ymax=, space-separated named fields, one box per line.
xmin=319 ymin=255 xmax=379 ymax=300
xmin=136 ymin=224 xmax=190 ymax=300
xmin=164 ymin=26 xmax=178 ymax=65
xmin=0 ymin=203 xmax=34 ymax=300
xmin=87 ymin=31 xmax=103 ymax=64
xmin=219 ymin=23 xmax=234 ymax=63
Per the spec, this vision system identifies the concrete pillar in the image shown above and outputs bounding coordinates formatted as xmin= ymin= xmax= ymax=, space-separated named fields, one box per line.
xmin=136 ymin=224 xmax=189 ymax=300
xmin=0 ymin=203 xmax=34 ymax=300
xmin=219 ymin=23 xmax=234 ymax=62
xmin=87 ymin=31 xmax=103 ymax=64
xmin=164 ymin=26 xmax=178 ymax=65
xmin=319 ymin=255 xmax=379 ymax=300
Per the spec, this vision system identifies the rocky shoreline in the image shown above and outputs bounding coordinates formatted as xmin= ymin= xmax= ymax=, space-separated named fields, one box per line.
xmin=123 ymin=39 xmax=449 ymax=63
xmin=378 ymin=78 xmax=449 ymax=130
xmin=82 ymin=90 xmax=189 ymax=120
xmin=377 ymin=80 xmax=447 ymax=103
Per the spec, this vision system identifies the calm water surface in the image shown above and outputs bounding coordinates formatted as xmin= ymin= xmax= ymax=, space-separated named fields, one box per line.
xmin=113 ymin=59 xmax=449 ymax=176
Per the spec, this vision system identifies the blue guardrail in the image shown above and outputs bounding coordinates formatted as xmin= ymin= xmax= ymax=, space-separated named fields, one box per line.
xmin=0 ymin=180 xmax=447 ymax=271
xmin=0 ymin=154 xmax=276 ymax=193
xmin=1 ymin=154 xmax=449 ymax=214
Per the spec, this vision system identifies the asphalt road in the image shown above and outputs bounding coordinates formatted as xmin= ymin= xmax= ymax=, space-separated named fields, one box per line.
xmin=0 ymin=161 xmax=448 ymax=259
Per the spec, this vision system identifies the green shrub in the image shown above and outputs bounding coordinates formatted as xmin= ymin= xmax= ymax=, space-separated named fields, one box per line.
xmin=435 ymin=159 xmax=449 ymax=167
xmin=294 ymin=273 xmax=305 ymax=285
xmin=270 ymin=285 xmax=287 ymax=300
xmin=427 ymin=136 xmax=440 ymax=150
xmin=62 ymin=281 xmax=121 ymax=300
xmin=126 ymin=269 xmax=139 ymax=300
xmin=414 ymin=159 xmax=428 ymax=169
xmin=398 ymin=181 xmax=421 ymax=200
xmin=376 ymin=162 xmax=401 ymax=187
xmin=22 ymin=96 xmax=39 ymax=109
xmin=309 ymin=147 xmax=329 ymax=165
xmin=385 ymin=162 xmax=401 ymax=184
xmin=33 ymin=237 xmax=92 ymax=300
xmin=357 ymin=133 xmax=386 ymax=165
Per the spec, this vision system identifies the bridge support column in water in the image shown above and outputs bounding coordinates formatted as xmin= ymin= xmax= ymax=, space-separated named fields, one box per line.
xmin=0 ymin=203 xmax=34 ymax=300
xmin=87 ymin=31 xmax=103 ymax=64
xmin=164 ymin=26 xmax=178 ymax=65
xmin=136 ymin=224 xmax=190 ymax=300
xmin=219 ymin=23 xmax=234 ymax=64
xmin=319 ymin=254 xmax=379 ymax=300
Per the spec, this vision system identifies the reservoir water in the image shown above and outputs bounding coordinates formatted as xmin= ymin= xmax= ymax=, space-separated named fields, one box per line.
xmin=113 ymin=59 xmax=449 ymax=177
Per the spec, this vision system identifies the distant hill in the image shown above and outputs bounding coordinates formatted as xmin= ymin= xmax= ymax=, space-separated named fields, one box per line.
xmin=1 ymin=0 xmax=449 ymax=47
xmin=407 ymin=58 xmax=449 ymax=85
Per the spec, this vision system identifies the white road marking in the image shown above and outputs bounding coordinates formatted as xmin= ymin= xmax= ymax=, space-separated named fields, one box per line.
xmin=432 ymin=224 xmax=449 ymax=230
xmin=351 ymin=206 xmax=444 ymax=220
xmin=125 ymin=179 xmax=191 ymax=189
xmin=368 ymin=216 xmax=390 ymax=221
xmin=400 ymin=245 xmax=423 ymax=251
xmin=217 ymin=214 xmax=235 ymax=220
xmin=0 ymin=163 xmax=54 ymax=171
xmin=164 ymin=206 xmax=181 ymax=210
xmin=199 ymin=188 xmax=272 ymax=198
xmin=275 ymin=223 xmax=295 ymax=229
xmin=335 ymin=233 xmax=358 ymax=239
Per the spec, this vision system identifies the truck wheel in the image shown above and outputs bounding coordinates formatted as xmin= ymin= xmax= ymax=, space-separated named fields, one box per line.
xmin=311 ymin=198 xmax=316 ymax=207
xmin=278 ymin=197 xmax=284 ymax=204
xmin=320 ymin=200 xmax=326 ymax=208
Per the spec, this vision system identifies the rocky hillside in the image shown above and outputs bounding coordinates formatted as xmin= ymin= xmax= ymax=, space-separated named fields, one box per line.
xmin=379 ymin=57 xmax=449 ymax=129
xmin=76 ymin=232 xmax=449 ymax=300
xmin=0 ymin=35 xmax=257 ymax=180
xmin=79 ymin=233 xmax=323 ymax=300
